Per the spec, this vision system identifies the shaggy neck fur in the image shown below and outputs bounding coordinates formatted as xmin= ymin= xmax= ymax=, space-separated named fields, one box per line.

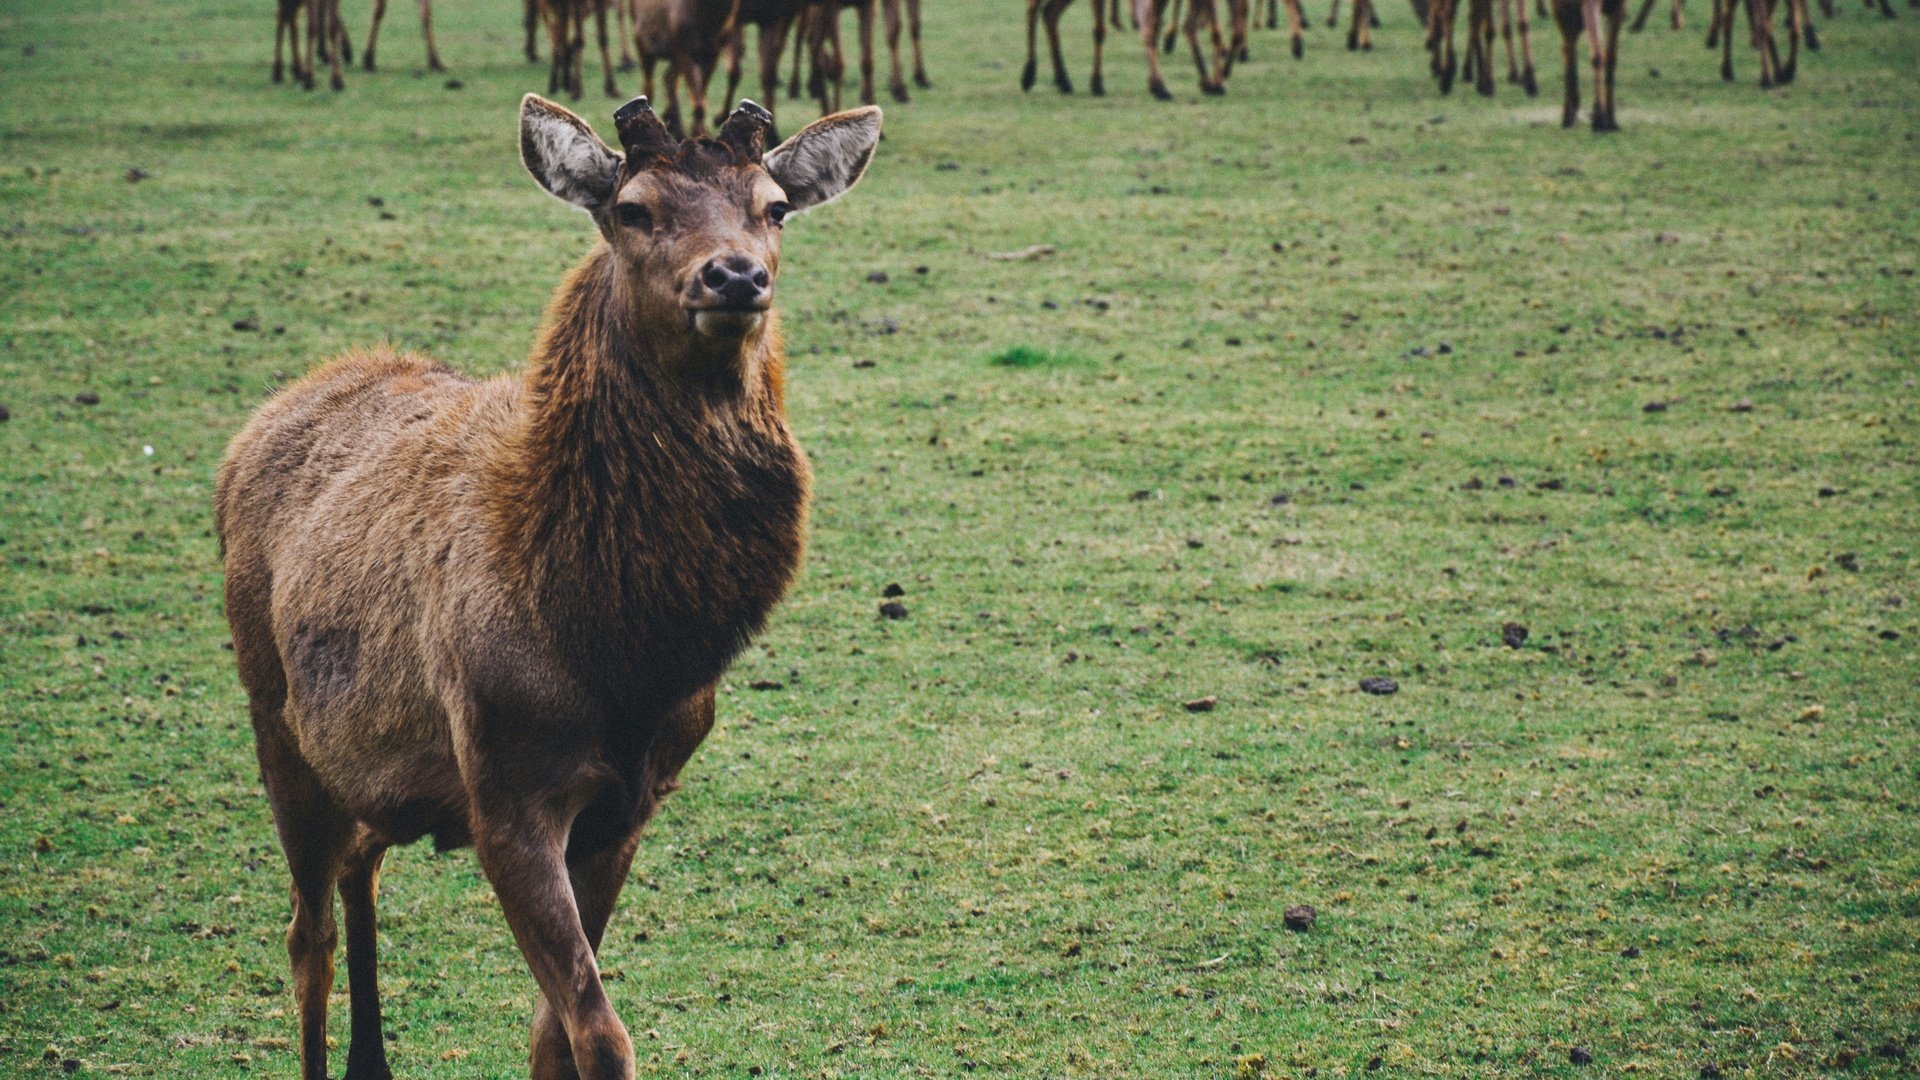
xmin=489 ymin=245 xmax=810 ymax=706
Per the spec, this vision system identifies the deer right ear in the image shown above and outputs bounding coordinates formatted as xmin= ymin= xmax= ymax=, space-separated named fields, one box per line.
xmin=520 ymin=94 xmax=621 ymax=211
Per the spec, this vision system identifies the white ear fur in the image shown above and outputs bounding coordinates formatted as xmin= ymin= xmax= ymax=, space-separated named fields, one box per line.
xmin=519 ymin=94 xmax=622 ymax=211
xmin=764 ymin=106 xmax=882 ymax=215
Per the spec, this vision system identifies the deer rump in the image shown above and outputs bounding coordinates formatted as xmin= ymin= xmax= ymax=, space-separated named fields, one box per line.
xmin=217 ymin=95 xmax=880 ymax=1080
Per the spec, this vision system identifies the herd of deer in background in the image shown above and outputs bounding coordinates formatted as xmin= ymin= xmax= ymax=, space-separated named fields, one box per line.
xmin=268 ymin=0 xmax=1909 ymax=132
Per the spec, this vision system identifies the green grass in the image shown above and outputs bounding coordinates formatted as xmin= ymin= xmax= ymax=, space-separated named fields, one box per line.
xmin=2 ymin=0 xmax=1917 ymax=1076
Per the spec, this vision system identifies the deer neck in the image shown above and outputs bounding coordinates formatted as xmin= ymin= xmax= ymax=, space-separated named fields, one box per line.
xmin=491 ymin=246 xmax=810 ymax=699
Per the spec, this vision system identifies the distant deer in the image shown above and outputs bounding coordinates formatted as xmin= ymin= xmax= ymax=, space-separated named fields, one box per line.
xmin=1706 ymin=0 xmax=1813 ymax=85
xmin=273 ymin=0 xmax=309 ymax=85
xmin=1022 ymin=0 xmax=1112 ymax=94
xmin=1133 ymin=0 xmax=1250 ymax=98
xmin=361 ymin=0 xmax=446 ymax=71
xmin=216 ymin=94 xmax=881 ymax=1080
xmin=539 ymin=0 xmax=625 ymax=98
xmin=633 ymin=0 xmax=744 ymax=136
xmin=1550 ymin=0 xmax=1624 ymax=129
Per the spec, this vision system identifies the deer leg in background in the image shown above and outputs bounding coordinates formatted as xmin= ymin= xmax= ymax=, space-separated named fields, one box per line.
xmin=1022 ymin=0 xmax=1045 ymax=89
xmin=756 ymin=14 xmax=795 ymax=140
xmin=1778 ymin=0 xmax=1799 ymax=80
xmin=273 ymin=0 xmax=297 ymax=83
xmin=525 ymin=0 xmax=542 ymax=61
xmin=338 ymin=835 xmax=394 ymax=1080
xmin=1226 ymin=0 xmax=1249 ymax=69
xmin=683 ymin=48 xmax=714 ymax=135
xmin=907 ymin=0 xmax=930 ymax=89
xmin=1801 ymin=0 xmax=1818 ymax=49
xmin=1476 ymin=0 xmax=1497 ymax=93
xmin=363 ymin=0 xmax=388 ymax=70
xmin=1044 ymin=0 xmax=1075 ymax=92
xmin=1500 ymin=0 xmax=1520 ymax=74
xmin=616 ymin=0 xmax=637 ymax=71
xmin=1185 ymin=0 xmax=1225 ymax=93
xmin=1599 ymin=0 xmax=1621 ymax=127
xmin=592 ymin=0 xmax=619 ymax=97
xmin=1514 ymin=0 xmax=1538 ymax=92
xmin=1350 ymin=0 xmax=1371 ymax=48
xmin=1091 ymin=0 xmax=1109 ymax=94
xmin=324 ymin=0 xmax=348 ymax=89
xmin=1163 ymin=0 xmax=1182 ymax=52
xmin=1461 ymin=0 xmax=1481 ymax=87
xmin=883 ymin=0 xmax=910 ymax=100
xmin=1282 ymin=0 xmax=1307 ymax=56
xmin=662 ymin=60 xmax=687 ymax=136
xmin=1554 ymin=0 xmax=1580 ymax=125
xmin=724 ymin=23 xmax=746 ymax=104
xmin=1630 ymin=0 xmax=1657 ymax=28
xmin=1757 ymin=0 xmax=1783 ymax=86
xmin=1135 ymin=0 xmax=1175 ymax=98
xmin=1328 ymin=0 xmax=1342 ymax=26
xmin=788 ymin=7 xmax=805 ymax=98
xmin=855 ymin=0 xmax=877 ymax=105
xmin=1582 ymin=0 xmax=1611 ymax=129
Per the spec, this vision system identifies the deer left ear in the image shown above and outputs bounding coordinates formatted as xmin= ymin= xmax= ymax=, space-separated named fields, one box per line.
xmin=520 ymin=94 xmax=622 ymax=211
xmin=764 ymin=106 xmax=882 ymax=215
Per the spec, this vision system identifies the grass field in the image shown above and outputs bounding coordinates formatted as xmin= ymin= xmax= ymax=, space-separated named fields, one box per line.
xmin=3 ymin=0 xmax=1918 ymax=1075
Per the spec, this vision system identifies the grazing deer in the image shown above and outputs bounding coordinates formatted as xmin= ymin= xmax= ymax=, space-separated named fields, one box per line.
xmin=1706 ymin=0 xmax=1812 ymax=85
xmin=1550 ymin=0 xmax=1624 ymax=129
xmin=1023 ymin=0 xmax=1111 ymax=94
xmin=362 ymin=0 xmax=446 ymax=72
xmin=216 ymin=94 xmax=882 ymax=1080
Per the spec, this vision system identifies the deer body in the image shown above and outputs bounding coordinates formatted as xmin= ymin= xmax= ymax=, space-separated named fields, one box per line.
xmin=218 ymin=95 xmax=881 ymax=1080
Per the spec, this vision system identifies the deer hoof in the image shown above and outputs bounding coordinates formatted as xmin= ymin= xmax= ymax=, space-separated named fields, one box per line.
xmin=891 ymin=82 xmax=910 ymax=103
xmin=1293 ymin=36 xmax=1304 ymax=58
xmin=1522 ymin=67 xmax=1539 ymax=95
xmin=1149 ymin=78 xmax=1173 ymax=100
xmin=1055 ymin=73 xmax=1074 ymax=93
xmin=1020 ymin=59 xmax=1037 ymax=91
xmin=331 ymin=73 xmax=345 ymax=91
xmin=1090 ymin=73 xmax=1105 ymax=95
xmin=914 ymin=72 xmax=931 ymax=88
xmin=1201 ymin=81 xmax=1226 ymax=96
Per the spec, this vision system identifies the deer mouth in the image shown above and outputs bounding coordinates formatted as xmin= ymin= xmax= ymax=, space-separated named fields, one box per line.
xmin=685 ymin=303 xmax=768 ymax=339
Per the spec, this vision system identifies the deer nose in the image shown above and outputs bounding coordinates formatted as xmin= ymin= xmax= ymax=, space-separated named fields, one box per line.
xmin=699 ymin=255 xmax=771 ymax=309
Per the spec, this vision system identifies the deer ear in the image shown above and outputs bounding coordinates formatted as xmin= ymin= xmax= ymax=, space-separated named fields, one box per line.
xmin=520 ymin=94 xmax=621 ymax=211
xmin=764 ymin=106 xmax=881 ymax=215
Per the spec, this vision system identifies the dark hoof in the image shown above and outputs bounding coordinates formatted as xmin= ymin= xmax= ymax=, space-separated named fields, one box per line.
xmin=618 ymin=58 xmax=636 ymax=72
xmin=1237 ymin=46 xmax=1250 ymax=62
xmin=1201 ymin=81 xmax=1226 ymax=95
xmin=1804 ymin=25 xmax=1819 ymax=48
xmin=1020 ymin=59 xmax=1036 ymax=90
xmin=362 ymin=54 xmax=377 ymax=71
xmin=1522 ymin=67 xmax=1538 ymax=95
xmin=1090 ymin=73 xmax=1105 ymax=95
xmin=1055 ymin=73 xmax=1074 ymax=93
xmin=891 ymin=82 xmax=910 ymax=103
xmin=914 ymin=72 xmax=932 ymax=88
xmin=1292 ymin=36 xmax=1304 ymax=58
xmin=1720 ymin=61 xmax=1734 ymax=81
xmin=1149 ymin=78 xmax=1173 ymax=100
xmin=1477 ymin=77 xmax=1495 ymax=96
xmin=272 ymin=66 xmax=284 ymax=83
xmin=1562 ymin=109 xmax=1576 ymax=128
xmin=1362 ymin=39 xmax=1373 ymax=50
xmin=1347 ymin=30 xmax=1359 ymax=48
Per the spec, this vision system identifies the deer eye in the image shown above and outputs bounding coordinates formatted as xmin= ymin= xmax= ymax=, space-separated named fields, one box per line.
xmin=767 ymin=202 xmax=791 ymax=227
xmin=615 ymin=203 xmax=652 ymax=231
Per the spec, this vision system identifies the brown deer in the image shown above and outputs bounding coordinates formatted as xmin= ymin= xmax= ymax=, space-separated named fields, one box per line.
xmin=1550 ymin=0 xmax=1624 ymax=129
xmin=633 ymin=0 xmax=743 ymax=136
xmin=216 ymin=94 xmax=881 ymax=1080
xmin=539 ymin=0 xmax=625 ymax=99
xmin=273 ymin=0 xmax=309 ymax=85
xmin=1133 ymin=0 xmax=1250 ymax=98
xmin=1022 ymin=0 xmax=1111 ymax=94
xmin=362 ymin=0 xmax=446 ymax=72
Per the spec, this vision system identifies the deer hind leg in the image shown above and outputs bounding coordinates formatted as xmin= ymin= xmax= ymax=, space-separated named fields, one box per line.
xmin=615 ymin=0 xmax=636 ymax=71
xmin=1555 ymin=2 xmax=1580 ymax=125
xmin=1350 ymin=0 xmax=1372 ymax=49
xmin=1136 ymin=0 xmax=1174 ymax=98
xmin=525 ymin=0 xmax=542 ymax=61
xmin=855 ymin=0 xmax=877 ymax=105
xmin=339 ymin=834 xmax=394 ymax=1080
xmin=1514 ymin=0 xmax=1538 ymax=93
xmin=1041 ymin=0 xmax=1075 ymax=93
xmin=757 ymin=16 xmax=793 ymax=140
xmin=1328 ymin=0 xmax=1341 ymax=26
xmin=1630 ymin=0 xmax=1656 ymax=28
xmin=363 ymin=0 xmax=387 ymax=70
xmin=1476 ymin=0 xmax=1497 ymax=94
xmin=419 ymin=0 xmax=446 ymax=71
xmin=1162 ymin=0 xmax=1182 ymax=52
xmin=255 ymin=725 xmax=354 ymax=1080
xmin=883 ymin=0 xmax=909 ymax=101
xmin=1183 ymin=0 xmax=1224 ymax=93
xmin=593 ymin=0 xmax=619 ymax=97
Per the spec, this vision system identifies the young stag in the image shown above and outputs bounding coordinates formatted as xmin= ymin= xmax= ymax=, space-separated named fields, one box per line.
xmin=216 ymin=94 xmax=881 ymax=1080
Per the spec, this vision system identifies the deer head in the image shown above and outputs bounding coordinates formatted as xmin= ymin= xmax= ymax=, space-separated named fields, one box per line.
xmin=519 ymin=93 xmax=881 ymax=364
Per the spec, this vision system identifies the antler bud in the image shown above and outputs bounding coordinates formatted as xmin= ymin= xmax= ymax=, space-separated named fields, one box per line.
xmin=613 ymin=97 xmax=675 ymax=163
xmin=716 ymin=100 xmax=774 ymax=163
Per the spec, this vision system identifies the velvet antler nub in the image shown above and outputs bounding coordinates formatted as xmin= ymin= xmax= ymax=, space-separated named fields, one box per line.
xmin=716 ymin=100 xmax=774 ymax=163
xmin=614 ymin=97 xmax=675 ymax=162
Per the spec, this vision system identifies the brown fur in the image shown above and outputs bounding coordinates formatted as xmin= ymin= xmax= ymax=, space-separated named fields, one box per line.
xmin=539 ymin=0 xmax=627 ymax=99
xmin=633 ymin=0 xmax=743 ymax=135
xmin=218 ymin=96 xmax=879 ymax=1080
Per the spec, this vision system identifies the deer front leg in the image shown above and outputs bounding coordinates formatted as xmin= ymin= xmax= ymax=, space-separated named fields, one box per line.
xmin=421 ymin=0 xmax=446 ymax=72
xmin=530 ymin=826 xmax=647 ymax=1079
xmin=476 ymin=804 xmax=634 ymax=1080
